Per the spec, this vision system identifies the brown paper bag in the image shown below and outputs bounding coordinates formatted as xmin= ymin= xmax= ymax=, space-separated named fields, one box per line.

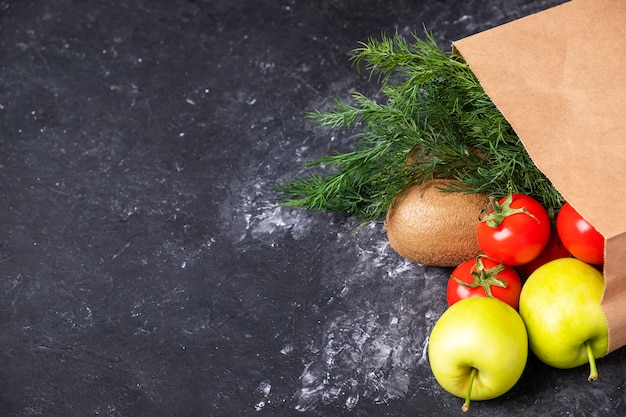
xmin=453 ymin=0 xmax=626 ymax=353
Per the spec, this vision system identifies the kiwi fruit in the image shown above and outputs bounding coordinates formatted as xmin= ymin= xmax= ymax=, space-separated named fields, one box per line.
xmin=384 ymin=180 xmax=489 ymax=267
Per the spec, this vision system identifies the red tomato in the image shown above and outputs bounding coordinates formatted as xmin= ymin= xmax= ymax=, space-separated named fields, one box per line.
xmin=556 ymin=202 xmax=604 ymax=265
xmin=516 ymin=228 xmax=571 ymax=278
xmin=476 ymin=194 xmax=551 ymax=266
xmin=447 ymin=256 xmax=522 ymax=310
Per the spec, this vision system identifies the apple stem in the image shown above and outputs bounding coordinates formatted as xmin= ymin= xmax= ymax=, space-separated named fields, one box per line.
xmin=584 ymin=341 xmax=599 ymax=382
xmin=462 ymin=368 xmax=478 ymax=412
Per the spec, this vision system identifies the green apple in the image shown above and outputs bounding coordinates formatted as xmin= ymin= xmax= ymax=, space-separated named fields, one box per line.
xmin=428 ymin=297 xmax=528 ymax=412
xmin=519 ymin=257 xmax=608 ymax=381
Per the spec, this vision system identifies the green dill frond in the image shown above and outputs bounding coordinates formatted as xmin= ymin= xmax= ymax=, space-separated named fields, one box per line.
xmin=275 ymin=29 xmax=564 ymax=221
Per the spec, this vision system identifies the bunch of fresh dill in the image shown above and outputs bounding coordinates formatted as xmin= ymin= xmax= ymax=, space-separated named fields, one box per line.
xmin=276 ymin=31 xmax=563 ymax=221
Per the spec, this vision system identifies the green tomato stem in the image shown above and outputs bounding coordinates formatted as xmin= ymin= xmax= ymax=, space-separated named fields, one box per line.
xmin=453 ymin=255 xmax=507 ymax=299
xmin=584 ymin=341 xmax=599 ymax=382
xmin=462 ymin=368 xmax=478 ymax=412
xmin=480 ymin=193 xmax=539 ymax=229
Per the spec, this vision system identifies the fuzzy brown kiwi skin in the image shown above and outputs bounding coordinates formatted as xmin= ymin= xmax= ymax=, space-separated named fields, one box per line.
xmin=384 ymin=180 xmax=489 ymax=267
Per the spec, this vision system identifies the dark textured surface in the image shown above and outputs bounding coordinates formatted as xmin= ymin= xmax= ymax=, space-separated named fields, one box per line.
xmin=2 ymin=1 xmax=626 ymax=416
